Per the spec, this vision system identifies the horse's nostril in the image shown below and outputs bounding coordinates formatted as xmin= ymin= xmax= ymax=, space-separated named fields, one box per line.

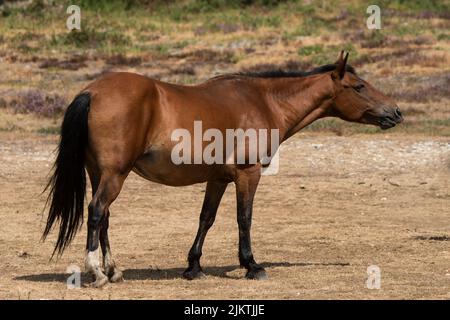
xmin=395 ymin=107 xmax=402 ymax=118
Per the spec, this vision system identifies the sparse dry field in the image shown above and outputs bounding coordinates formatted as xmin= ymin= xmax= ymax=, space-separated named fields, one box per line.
xmin=0 ymin=132 xmax=449 ymax=299
xmin=0 ymin=0 xmax=450 ymax=300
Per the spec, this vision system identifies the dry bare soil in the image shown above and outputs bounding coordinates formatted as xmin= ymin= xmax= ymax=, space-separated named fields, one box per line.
xmin=0 ymin=132 xmax=449 ymax=299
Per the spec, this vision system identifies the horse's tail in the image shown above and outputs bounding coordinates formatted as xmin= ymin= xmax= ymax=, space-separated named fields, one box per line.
xmin=43 ymin=92 xmax=91 ymax=257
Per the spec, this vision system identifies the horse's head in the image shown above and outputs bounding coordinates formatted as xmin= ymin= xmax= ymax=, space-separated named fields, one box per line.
xmin=328 ymin=51 xmax=403 ymax=129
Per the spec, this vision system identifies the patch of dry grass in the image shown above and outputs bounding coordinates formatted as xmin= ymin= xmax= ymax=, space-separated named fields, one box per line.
xmin=0 ymin=0 xmax=449 ymax=135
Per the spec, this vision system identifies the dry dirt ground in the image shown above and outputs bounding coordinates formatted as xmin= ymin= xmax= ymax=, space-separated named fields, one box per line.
xmin=0 ymin=132 xmax=449 ymax=299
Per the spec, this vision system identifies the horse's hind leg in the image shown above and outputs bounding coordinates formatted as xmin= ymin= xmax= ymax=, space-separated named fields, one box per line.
xmin=183 ymin=181 xmax=228 ymax=280
xmin=99 ymin=211 xmax=123 ymax=283
xmin=85 ymin=170 xmax=127 ymax=287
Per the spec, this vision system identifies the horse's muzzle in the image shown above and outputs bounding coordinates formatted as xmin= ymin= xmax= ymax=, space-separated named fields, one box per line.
xmin=378 ymin=107 xmax=403 ymax=130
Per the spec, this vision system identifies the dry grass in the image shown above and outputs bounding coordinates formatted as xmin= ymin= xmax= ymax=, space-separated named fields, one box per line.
xmin=1 ymin=133 xmax=450 ymax=299
xmin=0 ymin=0 xmax=449 ymax=134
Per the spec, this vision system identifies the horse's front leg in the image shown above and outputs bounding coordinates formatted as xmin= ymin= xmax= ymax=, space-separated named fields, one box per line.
xmin=235 ymin=165 xmax=267 ymax=280
xmin=183 ymin=181 xmax=228 ymax=280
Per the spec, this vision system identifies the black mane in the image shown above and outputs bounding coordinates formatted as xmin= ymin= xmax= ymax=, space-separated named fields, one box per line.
xmin=235 ymin=63 xmax=356 ymax=78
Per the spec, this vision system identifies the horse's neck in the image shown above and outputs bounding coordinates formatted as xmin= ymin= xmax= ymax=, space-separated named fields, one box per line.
xmin=265 ymin=75 xmax=335 ymax=141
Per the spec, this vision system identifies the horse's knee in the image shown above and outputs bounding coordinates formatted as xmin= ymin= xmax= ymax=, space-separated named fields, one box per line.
xmin=201 ymin=213 xmax=216 ymax=229
xmin=237 ymin=216 xmax=251 ymax=232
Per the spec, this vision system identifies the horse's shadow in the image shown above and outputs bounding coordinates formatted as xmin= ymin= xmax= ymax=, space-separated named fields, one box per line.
xmin=14 ymin=261 xmax=349 ymax=283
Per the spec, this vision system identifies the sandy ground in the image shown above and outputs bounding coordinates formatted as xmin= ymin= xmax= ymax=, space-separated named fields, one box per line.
xmin=0 ymin=132 xmax=449 ymax=299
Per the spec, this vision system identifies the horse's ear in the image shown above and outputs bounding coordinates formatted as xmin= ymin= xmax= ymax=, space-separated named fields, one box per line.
xmin=332 ymin=50 xmax=349 ymax=80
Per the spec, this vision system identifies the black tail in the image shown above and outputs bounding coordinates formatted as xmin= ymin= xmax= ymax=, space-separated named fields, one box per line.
xmin=43 ymin=92 xmax=90 ymax=257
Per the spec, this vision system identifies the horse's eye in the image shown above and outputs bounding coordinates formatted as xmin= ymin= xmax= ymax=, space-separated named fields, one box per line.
xmin=354 ymin=84 xmax=365 ymax=92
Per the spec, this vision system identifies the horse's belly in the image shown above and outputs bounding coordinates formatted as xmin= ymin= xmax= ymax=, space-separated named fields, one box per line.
xmin=132 ymin=150 xmax=218 ymax=186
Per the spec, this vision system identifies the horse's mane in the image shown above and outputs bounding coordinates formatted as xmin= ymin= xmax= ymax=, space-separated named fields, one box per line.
xmin=212 ymin=64 xmax=356 ymax=80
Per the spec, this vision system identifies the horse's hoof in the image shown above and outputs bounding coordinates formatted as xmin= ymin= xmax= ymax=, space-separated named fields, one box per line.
xmin=245 ymin=269 xmax=268 ymax=280
xmin=109 ymin=269 xmax=124 ymax=283
xmin=183 ymin=269 xmax=206 ymax=280
xmin=89 ymin=276 xmax=109 ymax=288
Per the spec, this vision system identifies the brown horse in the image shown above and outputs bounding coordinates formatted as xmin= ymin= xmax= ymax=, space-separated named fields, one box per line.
xmin=43 ymin=51 xmax=403 ymax=287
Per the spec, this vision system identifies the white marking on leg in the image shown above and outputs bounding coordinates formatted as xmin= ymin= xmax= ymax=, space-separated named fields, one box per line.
xmin=85 ymin=248 xmax=100 ymax=273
